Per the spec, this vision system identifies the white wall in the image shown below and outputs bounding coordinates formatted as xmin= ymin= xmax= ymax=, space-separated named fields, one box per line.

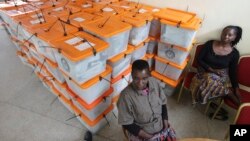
xmin=132 ymin=0 xmax=250 ymax=55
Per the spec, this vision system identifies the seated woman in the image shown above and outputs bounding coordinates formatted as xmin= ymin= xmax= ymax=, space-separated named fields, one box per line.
xmin=190 ymin=25 xmax=242 ymax=116
xmin=117 ymin=60 xmax=176 ymax=141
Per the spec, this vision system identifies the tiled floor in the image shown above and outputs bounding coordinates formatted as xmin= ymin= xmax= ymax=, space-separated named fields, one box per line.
xmin=0 ymin=25 xmax=236 ymax=141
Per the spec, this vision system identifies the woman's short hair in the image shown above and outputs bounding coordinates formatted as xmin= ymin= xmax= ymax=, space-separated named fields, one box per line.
xmin=223 ymin=25 xmax=242 ymax=46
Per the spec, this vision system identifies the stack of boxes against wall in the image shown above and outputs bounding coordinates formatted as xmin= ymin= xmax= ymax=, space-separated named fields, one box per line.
xmin=151 ymin=8 xmax=202 ymax=92
xmin=0 ymin=0 xmax=201 ymax=133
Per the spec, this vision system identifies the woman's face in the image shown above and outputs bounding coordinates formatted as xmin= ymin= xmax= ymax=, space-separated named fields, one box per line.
xmin=221 ymin=28 xmax=237 ymax=44
xmin=132 ymin=69 xmax=150 ymax=90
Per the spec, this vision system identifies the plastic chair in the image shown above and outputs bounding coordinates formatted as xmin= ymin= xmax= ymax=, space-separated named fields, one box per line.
xmin=177 ymin=44 xmax=204 ymax=103
xmin=208 ymin=55 xmax=250 ymax=120
xmin=224 ymin=103 xmax=250 ymax=140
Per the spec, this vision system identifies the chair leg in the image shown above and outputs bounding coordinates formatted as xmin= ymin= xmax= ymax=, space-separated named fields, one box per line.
xmin=177 ymin=81 xmax=185 ymax=103
xmin=205 ymin=101 xmax=212 ymax=115
xmin=211 ymin=99 xmax=224 ymax=120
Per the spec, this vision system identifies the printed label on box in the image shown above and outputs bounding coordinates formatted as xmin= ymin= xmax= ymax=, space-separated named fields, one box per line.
xmin=73 ymin=17 xmax=85 ymax=22
xmin=53 ymin=7 xmax=64 ymax=12
xmin=30 ymin=18 xmax=45 ymax=25
xmin=102 ymin=7 xmax=113 ymax=12
xmin=65 ymin=37 xmax=82 ymax=45
xmin=82 ymin=4 xmax=92 ymax=8
xmin=121 ymin=6 xmax=130 ymax=9
xmin=139 ymin=9 xmax=147 ymax=13
xmin=75 ymin=42 xmax=95 ymax=51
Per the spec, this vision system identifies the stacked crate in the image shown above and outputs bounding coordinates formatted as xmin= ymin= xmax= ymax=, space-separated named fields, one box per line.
xmin=1 ymin=0 xmax=202 ymax=133
xmin=150 ymin=8 xmax=202 ymax=88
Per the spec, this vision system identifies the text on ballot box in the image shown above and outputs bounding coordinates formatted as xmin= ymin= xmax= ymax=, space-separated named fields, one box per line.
xmin=230 ymin=125 xmax=250 ymax=141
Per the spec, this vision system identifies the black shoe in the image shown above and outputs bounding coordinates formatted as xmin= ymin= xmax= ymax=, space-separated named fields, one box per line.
xmin=84 ymin=131 xmax=92 ymax=141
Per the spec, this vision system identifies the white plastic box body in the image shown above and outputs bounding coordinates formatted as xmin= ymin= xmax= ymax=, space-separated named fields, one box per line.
xmin=29 ymin=47 xmax=45 ymax=63
xmin=155 ymin=59 xmax=184 ymax=81
xmin=54 ymin=50 xmax=107 ymax=84
xmin=157 ymin=42 xmax=189 ymax=65
xmin=147 ymin=39 xmax=158 ymax=54
xmin=64 ymin=72 xmax=111 ymax=105
xmin=72 ymin=94 xmax=112 ymax=121
xmin=26 ymin=33 xmax=57 ymax=62
xmin=160 ymin=23 xmax=196 ymax=48
xmin=112 ymin=72 xmax=131 ymax=98
xmin=98 ymin=30 xmax=130 ymax=59
xmin=107 ymin=54 xmax=131 ymax=79
xmin=44 ymin=62 xmax=65 ymax=84
xmin=131 ymin=42 xmax=148 ymax=63
xmin=129 ymin=22 xmax=151 ymax=46
xmin=52 ymin=81 xmax=71 ymax=100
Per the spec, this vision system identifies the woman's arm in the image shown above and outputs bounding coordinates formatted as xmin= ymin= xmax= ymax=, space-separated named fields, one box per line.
xmin=229 ymin=50 xmax=240 ymax=89
xmin=197 ymin=41 xmax=212 ymax=71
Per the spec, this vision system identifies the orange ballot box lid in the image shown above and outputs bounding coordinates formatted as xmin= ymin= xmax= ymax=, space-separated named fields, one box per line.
xmin=50 ymin=31 xmax=109 ymax=62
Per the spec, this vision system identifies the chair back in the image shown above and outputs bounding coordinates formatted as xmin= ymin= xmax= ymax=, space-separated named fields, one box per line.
xmin=191 ymin=44 xmax=205 ymax=68
xmin=238 ymin=55 xmax=250 ymax=87
xmin=234 ymin=103 xmax=250 ymax=124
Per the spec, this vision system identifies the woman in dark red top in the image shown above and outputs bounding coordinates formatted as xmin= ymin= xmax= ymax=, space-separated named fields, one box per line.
xmin=190 ymin=25 xmax=242 ymax=109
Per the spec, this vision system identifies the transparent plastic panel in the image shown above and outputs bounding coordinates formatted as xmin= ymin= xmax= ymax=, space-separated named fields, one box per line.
xmin=101 ymin=30 xmax=130 ymax=59
xmin=157 ymin=42 xmax=189 ymax=65
xmin=155 ymin=59 xmax=183 ymax=80
xmin=131 ymin=42 xmax=148 ymax=63
xmin=73 ymin=95 xmax=112 ymax=120
xmin=147 ymin=40 xmax=158 ymax=54
xmin=129 ymin=22 xmax=151 ymax=46
xmin=55 ymin=51 xmax=106 ymax=84
xmin=65 ymin=73 xmax=111 ymax=104
xmin=161 ymin=24 xmax=196 ymax=48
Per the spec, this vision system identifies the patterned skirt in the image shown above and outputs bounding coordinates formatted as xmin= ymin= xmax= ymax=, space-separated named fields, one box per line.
xmin=190 ymin=69 xmax=231 ymax=104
